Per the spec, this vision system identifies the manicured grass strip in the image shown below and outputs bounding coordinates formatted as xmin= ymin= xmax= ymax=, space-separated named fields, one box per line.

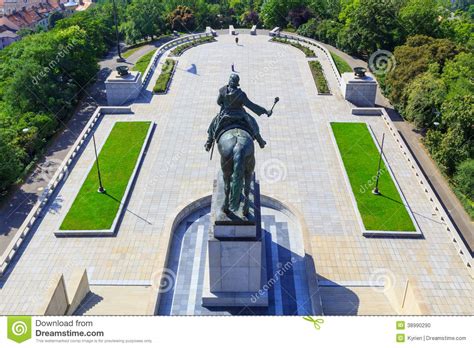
xmin=153 ymin=59 xmax=176 ymax=93
xmin=330 ymin=51 xmax=352 ymax=74
xmin=308 ymin=61 xmax=330 ymax=94
xmin=271 ymin=37 xmax=316 ymax=57
xmin=123 ymin=35 xmax=173 ymax=58
xmin=60 ymin=122 xmax=151 ymax=231
xmin=123 ymin=45 xmax=144 ymax=59
xmin=132 ymin=49 xmax=156 ymax=74
xmin=331 ymin=122 xmax=416 ymax=231
xmin=170 ymin=36 xmax=216 ymax=56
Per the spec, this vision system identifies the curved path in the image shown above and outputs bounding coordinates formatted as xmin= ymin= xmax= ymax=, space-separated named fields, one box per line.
xmin=0 ymin=34 xmax=471 ymax=315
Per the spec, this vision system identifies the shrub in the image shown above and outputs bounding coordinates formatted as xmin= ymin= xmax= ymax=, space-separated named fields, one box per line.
xmin=153 ymin=59 xmax=176 ymax=93
xmin=271 ymin=37 xmax=315 ymax=57
xmin=170 ymin=36 xmax=215 ymax=56
xmin=308 ymin=61 xmax=330 ymax=94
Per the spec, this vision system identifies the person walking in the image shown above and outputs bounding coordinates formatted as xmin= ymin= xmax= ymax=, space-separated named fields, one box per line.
xmin=235 ymin=36 xmax=239 ymax=45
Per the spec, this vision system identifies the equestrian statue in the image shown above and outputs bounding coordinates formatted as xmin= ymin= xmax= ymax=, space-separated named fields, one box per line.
xmin=205 ymin=73 xmax=279 ymax=218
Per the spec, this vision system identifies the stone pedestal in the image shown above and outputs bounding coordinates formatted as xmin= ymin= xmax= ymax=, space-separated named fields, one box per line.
xmin=202 ymin=172 xmax=268 ymax=307
xmin=105 ymin=70 xmax=142 ymax=106
xmin=341 ymin=72 xmax=377 ymax=107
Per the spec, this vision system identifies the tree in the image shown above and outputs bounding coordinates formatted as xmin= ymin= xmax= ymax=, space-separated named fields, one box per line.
xmin=168 ymin=6 xmax=196 ymax=32
xmin=297 ymin=17 xmax=318 ymax=38
xmin=240 ymin=10 xmax=260 ymax=27
xmin=48 ymin=11 xmax=65 ymax=29
xmin=260 ymin=0 xmax=290 ymax=28
xmin=399 ymin=0 xmax=442 ymax=37
xmin=338 ymin=0 xmax=404 ymax=56
xmin=454 ymin=159 xmax=474 ymax=201
xmin=439 ymin=10 xmax=474 ymax=48
xmin=385 ymin=35 xmax=458 ymax=107
xmin=287 ymin=6 xmax=312 ymax=28
xmin=0 ymin=128 xmax=25 ymax=192
xmin=260 ymin=0 xmax=305 ymax=28
xmin=404 ymin=71 xmax=446 ymax=128
xmin=424 ymin=94 xmax=473 ymax=176
xmin=441 ymin=52 xmax=474 ymax=99
xmin=122 ymin=0 xmax=165 ymax=42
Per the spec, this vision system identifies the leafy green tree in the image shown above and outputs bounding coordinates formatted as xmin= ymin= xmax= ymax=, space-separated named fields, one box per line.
xmin=439 ymin=10 xmax=474 ymax=48
xmin=260 ymin=0 xmax=290 ymax=28
xmin=0 ymin=129 xmax=25 ymax=192
xmin=441 ymin=52 xmax=474 ymax=99
xmin=338 ymin=0 xmax=403 ymax=56
xmin=122 ymin=0 xmax=165 ymax=43
xmin=260 ymin=0 xmax=305 ymax=28
xmin=404 ymin=71 xmax=446 ymax=128
xmin=454 ymin=159 xmax=474 ymax=201
xmin=297 ymin=17 xmax=318 ymax=38
xmin=399 ymin=0 xmax=442 ymax=37
xmin=385 ymin=35 xmax=458 ymax=107
xmin=424 ymin=94 xmax=473 ymax=175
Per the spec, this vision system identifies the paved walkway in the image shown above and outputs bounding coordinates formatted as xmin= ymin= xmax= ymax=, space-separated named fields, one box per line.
xmin=0 ymin=34 xmax=471 ymax=315
xmin=0 ymin=38 xmax=170 ymax=254
xmin=317 ymin=42 xmax=473 ymax=253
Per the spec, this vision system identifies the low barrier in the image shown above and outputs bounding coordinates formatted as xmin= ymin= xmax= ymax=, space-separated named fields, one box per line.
xmin=0 ymin=106 xmax=133 ymax=277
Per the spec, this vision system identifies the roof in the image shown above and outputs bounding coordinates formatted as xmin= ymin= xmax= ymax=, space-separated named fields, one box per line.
xmin=0 ymin=16 xmax=20 ymax=31
xmin=0 ymin=29 xmax=19 ymax=39
xmin=4 ymin=1 xmax=63 ymax=28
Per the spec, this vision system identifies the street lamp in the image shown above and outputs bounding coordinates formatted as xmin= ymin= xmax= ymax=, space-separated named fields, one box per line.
xmin=92 ymin=134 xmax=106 ymax=194
xmin=372 ymin=133 xmax=385 ymax=195
xmin=112 ymin=0 xmax=125 ymax=63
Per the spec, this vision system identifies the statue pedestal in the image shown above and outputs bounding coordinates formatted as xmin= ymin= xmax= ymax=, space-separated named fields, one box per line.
xmin=341 ymin=72 xmax=377 ymax=107
xmin=202 ymin=172 xmax=268 ymax=307
xmin=105 ymin=70 xmax=142 ymax=106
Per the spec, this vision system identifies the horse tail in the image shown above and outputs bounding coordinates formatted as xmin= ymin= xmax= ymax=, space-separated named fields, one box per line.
xmin=230 ymin=143 xmax=244 ymax=211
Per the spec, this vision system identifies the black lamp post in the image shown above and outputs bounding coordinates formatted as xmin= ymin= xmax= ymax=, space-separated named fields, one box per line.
xmin=112 ymin=0 xmax=125 ymax=62
xmin=92 ymin=134 xmax=106 ymax=194
xmin=372 ymin=133 xmax=385 ymax=195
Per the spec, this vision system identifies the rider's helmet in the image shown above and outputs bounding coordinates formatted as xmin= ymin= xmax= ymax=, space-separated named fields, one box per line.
xmin=228 ymin=73 xmax=240 ymax=87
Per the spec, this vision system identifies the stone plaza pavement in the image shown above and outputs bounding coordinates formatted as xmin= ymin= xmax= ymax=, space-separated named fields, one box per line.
xmin=0 ymin=34 xmax=471 ymax=315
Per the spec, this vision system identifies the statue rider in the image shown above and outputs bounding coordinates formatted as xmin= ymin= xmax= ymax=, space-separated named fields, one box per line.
xmin=204 ymin=73 xmax=272 ymax=151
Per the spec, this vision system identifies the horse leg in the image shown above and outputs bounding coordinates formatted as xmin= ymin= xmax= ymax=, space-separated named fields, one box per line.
xmin=230 ymin=143 xmax=245 ymax=212
xmin=222 ymin=167 xmax=231 ymax=214
xmin=243 ymin=152 xmax=255 ymax=217
xmin=218 ymin=137 xmax=236 ymax=214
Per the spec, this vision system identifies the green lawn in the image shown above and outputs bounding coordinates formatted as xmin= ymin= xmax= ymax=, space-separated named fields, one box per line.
xmin=330 ymin=51 xmax=352 ymax=75
xmin=331 ymin=122 xmax=416 ymax=231
xmin=123 ymin=45 xmax=144 ymax=59
xmin=132 ymin=49 xmax=156 ymax=74
xmin=60 ymin=122 xmax=151 ymax=231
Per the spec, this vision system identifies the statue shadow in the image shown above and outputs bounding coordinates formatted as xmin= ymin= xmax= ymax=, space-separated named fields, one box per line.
xmin=155 ymin=225 xmax=360 ymax=316
xmin=316 ymin=276 xmax=361 ymax=315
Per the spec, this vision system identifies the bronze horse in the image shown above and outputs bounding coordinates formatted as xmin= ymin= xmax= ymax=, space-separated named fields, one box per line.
xmin=205 ymin=74 xmax=278 ymax=217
